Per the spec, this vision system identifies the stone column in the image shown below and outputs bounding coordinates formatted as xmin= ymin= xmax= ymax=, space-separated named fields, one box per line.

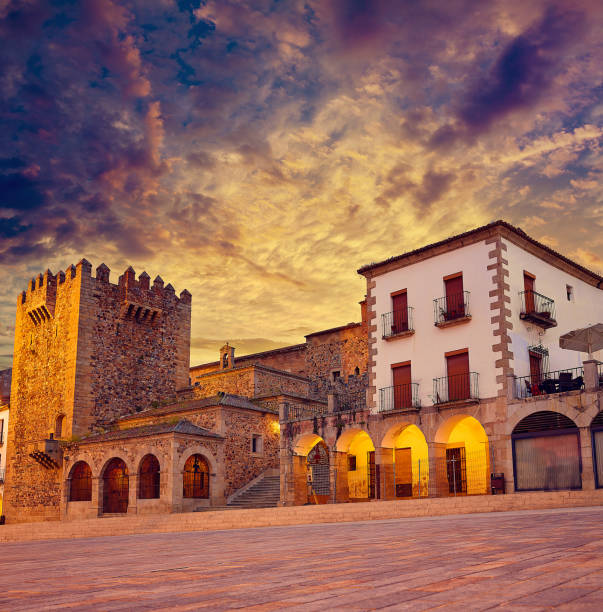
xmin=506 ymin=374 xmax=517 ymax=401
xmin=168 ymin=440 xmax=182 ymax=513
xmin=583 ymin=360 xmax=599 ymax=393
xmin=331 ymin=450 xmax=349 ymax=503
xmin=376 ymin=447 xmax=394 ymax=500
xmin=427 ymin=442 xmax=447 ymax=497
xmin=127 ymin=473 xmax=138 ymax=514
xmin=92 ymin=476 xmax=101 ymax=516
xmin=579 ymin=426 xmax=595 ymax=490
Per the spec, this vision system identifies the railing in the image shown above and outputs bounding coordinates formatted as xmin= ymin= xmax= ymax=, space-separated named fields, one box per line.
xmin=519 ymin=290 xmax=556 ymax=320
xmin=378 ymin=384 xmax=420 ymax=412
xmin=433 ymin=372 xmax=479 ymax=404
xmin=381 ymin=308 xmax=414 ymax=338
xmin=515 ymin=366 xmax=584 ymax=399
xmin=433 ymin=291 xmax=470 ymax=325
xmin=286 ymin=403 xmax=329 ymax=421
xmin=335 ymin=390 xmax=366 ymax=412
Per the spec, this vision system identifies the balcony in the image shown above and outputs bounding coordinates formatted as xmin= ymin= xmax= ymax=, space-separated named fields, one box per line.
xmin=381 ymin=307 xmax=414 ymax=339
xmin=433 ymin=372 xmax=479 ymax=405
xmin=378 ymin=383 xmax=420 ymax=412
xmin=434 ymin=292 xmax=471 ymax=327
xmin=514 ymin=366 xmax=584 ymax=399
xmin=519 ymin=290 xmax=557 ymax=329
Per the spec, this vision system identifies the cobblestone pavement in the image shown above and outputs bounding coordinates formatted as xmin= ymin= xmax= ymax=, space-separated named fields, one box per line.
xmin=0 ymin=507 xmax=601 ymax=611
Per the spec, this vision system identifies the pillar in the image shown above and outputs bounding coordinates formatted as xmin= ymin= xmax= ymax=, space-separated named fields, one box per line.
xmin=376 ymin=447 xmax=394 ymax=500
xmin=579 ymin=426 xmax=595 ymax=490
xmin=331 ymin=450 xmax=349 ymax=503
xmin=427 ymin=442 xmax=447 ymax=497
xmin=127 ymin=473 xmax=138 ymax=514
xmin=583 ymin=360 xmax=599 ymax=393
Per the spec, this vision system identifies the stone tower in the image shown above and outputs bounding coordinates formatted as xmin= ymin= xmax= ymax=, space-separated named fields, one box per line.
xmin=3 ymin=260 xmax=191 ymax=523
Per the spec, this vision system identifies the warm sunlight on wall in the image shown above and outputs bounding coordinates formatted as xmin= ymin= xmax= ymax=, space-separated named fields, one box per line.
xmin=394 ymin=424 xmax=429 ymax=497
xmin=447 ymin=416 xmax=490 ymax=495
xmin=347 ymin=431 xmax=375 ymax=499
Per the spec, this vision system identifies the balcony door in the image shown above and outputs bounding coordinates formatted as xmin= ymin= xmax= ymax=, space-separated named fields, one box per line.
xmin=444 ymin=273 xmax=465 ymax=319
xmin=524 ymin=272 xmax=535 ymax=313
xmin=392 ymin=362 xmax=412 ymax=409
xmin=391 ymin=290 xmax=408 ymax=333
xmin=529 ymin=350 xmax=543 ymax=386
xmin=446 ymin=350 xmax=470 ymax=401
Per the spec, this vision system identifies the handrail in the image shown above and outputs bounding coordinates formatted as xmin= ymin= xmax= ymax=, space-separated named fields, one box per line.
xmin=434 ymin=291 xmax=470 ymax=325
xmin=378 ymin=383 xmax=420 ymax=412
xmin=514 ymin=366 xmax=584 ymax=399
xmin=381 ymin=307 xmax=414 ymax=338
xmin=519 ymin=289 xmax=556 ymax=320
xmin=433 ymin=372 xmax=479 ymax=404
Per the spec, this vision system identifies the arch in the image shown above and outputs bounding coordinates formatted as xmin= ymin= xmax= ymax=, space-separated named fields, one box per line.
xmin=183 ymin=454 xmax=210 ymax=499
xmin=512 ymin=410 xmax=581 ymax=492
xmin=307 ymin=440 xmax=330 ymax=499
xmin=138 ymin=454 xmax=160 ymax=499
xmin=177 ymin=446 xmax=218 ymax=475
xmin=69 ymin=461 xmax=92 ymax=502
xmin=54 ymin=414 xmax=65 ymax=439
xmin=391 ymin=424 xmax=429 ymax=498
xmin=293 ymin=433 xmax=324 ymax=456
xmin=102 ymin=458 xmax=129 ymax=514
xmin=435 ymin=415 xmax=489 ymax=496
xmin=337 ymin=429 xmax=376 ymax=500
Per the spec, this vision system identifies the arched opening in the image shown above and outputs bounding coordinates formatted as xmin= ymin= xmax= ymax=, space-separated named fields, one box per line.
xmin=138 ymin=454 xmax=160 ymax=499
xmin=337 ymin=429 xmax=376 ymax=501
xmin=512 ymin=411 xmax=581 ymax=491
xmin=383 ymin=424 xmax=429 ymax=498
xmin=306 ymin=439 xmax=330 ymax=503
xmin=102 ymin=458 xmax=129 ymax=514
xmin=591 ymin=411 xmax=603 ymax=488
xmin=435 ymin=415 xmax=489 ymax=496
xmin=54 ymin=414 xmax=65 ymax=439
xmin=183 ymin=454 xmax=209 ymax=498
xmin=69 ymin=461 xmax=92 ymax=502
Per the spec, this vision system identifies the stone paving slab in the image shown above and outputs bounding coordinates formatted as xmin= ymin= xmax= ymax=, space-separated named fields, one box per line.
xmin=0 ymin=507 xmax=601 ymax=611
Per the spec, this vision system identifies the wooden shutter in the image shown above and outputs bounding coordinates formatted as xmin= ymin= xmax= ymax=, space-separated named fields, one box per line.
xmin=444 ymin=274 xmax=464 ymax=318
xmin=391 ymin=291 xmax=408 ymax=332
xmin=446 ymin=351 xmax=470 ymax=401
xmin=529 ymin=351 xmax=543 ymax=385
xmin=392 ymin=362 xmax=412 ymax=408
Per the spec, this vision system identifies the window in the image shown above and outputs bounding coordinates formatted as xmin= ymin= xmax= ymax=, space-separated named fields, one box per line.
xmin=332 ymin=371 xmax=340 ymax=381
xmin=54 ymin=414 xmax=65 ymax=439
xmin=138 ymin=454 xmax=160 ymax=499
xmin=391 ymin=289 xmax=409 ymax=333
xmin=566 ymin=285 xmax=573 ymax=302
xmin=392 ymin=361 xmax=412 ymax=409
xmin=70 ymin=461 xmax=92 ymax=502
xmin=354 ymin=366 xmax=360 ymax=376
xmin=183 ymin=454 xmax=209 ymax=498
xmin=348 ymin=455 xmax=357 ymax=471
xmin=523 ymin=272 xmax=536 ymax=312
xmin=251 ymin=434 xmax=263 ymax=455
xmin=443 ymin=273 xmax=465 ymax=319
xmin=446 ymin=349 xmax=470 ymax=401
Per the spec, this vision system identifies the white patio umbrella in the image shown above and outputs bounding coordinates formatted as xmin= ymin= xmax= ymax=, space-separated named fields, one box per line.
xmin=559 ymin=323 xmax=603 ymax=360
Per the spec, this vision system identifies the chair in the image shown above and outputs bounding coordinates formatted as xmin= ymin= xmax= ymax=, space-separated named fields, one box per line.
xmin=558 ymin=372 xmax=573 ymax=392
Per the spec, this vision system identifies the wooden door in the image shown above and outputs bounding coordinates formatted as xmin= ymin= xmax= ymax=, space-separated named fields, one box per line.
xmin=368 ymin=451 xmax=376 ymax=499
xmin=446 ymin=351 xmax=470 ymax=401
xmin=524 ymin=273 xmax=535 ymax=313
xmin=391 ymin=291 xmax=408 ymax=333
xmin=395 ymin=447 xmax=413 ymax=497
xmin=529 ymin=351 xmax=543 ymax=386
xmin=446 ymin=447 xmax=467 ymax=495
xmin=392 ymin=363 xmax=412 ymax=409
xmin=444 ymin=275 xmax=464 ymax=319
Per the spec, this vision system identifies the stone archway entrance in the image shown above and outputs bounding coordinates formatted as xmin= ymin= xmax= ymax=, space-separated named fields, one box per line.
xmin=307 ymin=440 xmax=330 ymax=503
xmin=103 ymin=458 xmax=129 ymax=514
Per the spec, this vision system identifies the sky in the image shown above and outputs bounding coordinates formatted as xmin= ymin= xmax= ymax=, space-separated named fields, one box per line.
xmin=1 ymin=0 xmax=602 ymax=369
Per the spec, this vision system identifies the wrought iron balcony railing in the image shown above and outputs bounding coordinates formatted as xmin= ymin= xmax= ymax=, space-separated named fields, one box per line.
xmin=433 ymin=291 xmax=470 ymax=326
xmin=514 ymin=366 xmax=584 ymax=399
xmin=381 ymin=307 xmax=414 ymax=338
xmin=519 ymin=290 xmax=557 ymax=328
xmin=378 ymin=383 xmax=420 ymax=412
xmin=433 ymin=372 xmax=479 ymax=404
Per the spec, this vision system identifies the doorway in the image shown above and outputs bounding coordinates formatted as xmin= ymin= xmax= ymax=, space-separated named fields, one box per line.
xmin=103 ymin=458 xmax=129 ymax=513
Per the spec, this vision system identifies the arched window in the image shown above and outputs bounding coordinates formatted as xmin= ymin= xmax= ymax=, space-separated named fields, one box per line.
xmin=102 ymin=458 xmax=129 ymax=514
xmin=70 ymin=461 xmax=92 ymax=502
xmin=138 ymin=454 xmax=160 ymax=499
xmin=55 ymin=414 xmax=65 ymax=438
xmin=183 ymin=454 xmax=209 ymax=498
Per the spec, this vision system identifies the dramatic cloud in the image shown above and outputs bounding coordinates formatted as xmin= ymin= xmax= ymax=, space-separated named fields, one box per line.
xmin=0 ymin=0 xmax=602 ymax=368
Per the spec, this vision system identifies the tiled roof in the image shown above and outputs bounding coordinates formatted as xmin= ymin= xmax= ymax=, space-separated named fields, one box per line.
xmin=357 ymin=220 xmax=603 ymax=282
xmin=305 ymin=322 xmax=362 ymax=339
xmin=119 ymin=393 xmax=277 ymax=423
xmin=75 ymin=419 xmax=223 ymax=444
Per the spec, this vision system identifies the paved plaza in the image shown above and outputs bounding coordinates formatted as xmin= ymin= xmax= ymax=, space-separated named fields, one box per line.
xmin=0 ymin=507 xmax=601 ymax=611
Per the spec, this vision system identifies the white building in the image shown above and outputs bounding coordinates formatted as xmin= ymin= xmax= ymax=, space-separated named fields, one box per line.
xmin=359 ymin=220 xmax=602 ymax=413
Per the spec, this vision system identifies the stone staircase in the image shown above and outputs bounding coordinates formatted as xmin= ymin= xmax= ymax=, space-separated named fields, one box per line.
xmin=227 ymin=474 xmax=280 ymax=509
